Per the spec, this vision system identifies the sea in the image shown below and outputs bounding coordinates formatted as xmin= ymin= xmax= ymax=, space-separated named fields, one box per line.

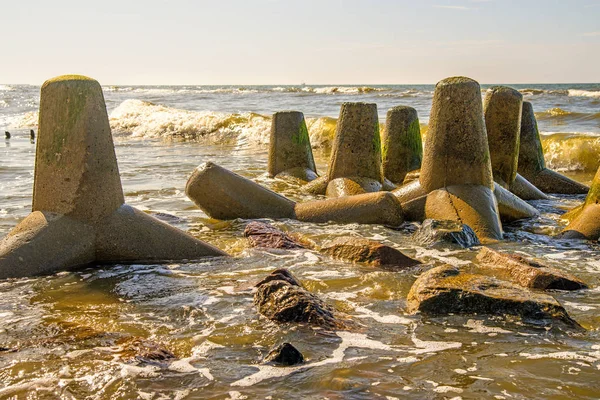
xmin=1 ymin=83 xmax=600 ymax=399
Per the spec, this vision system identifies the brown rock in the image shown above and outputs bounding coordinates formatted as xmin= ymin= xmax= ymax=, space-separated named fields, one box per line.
xmin=320 ymin=236 xmax=421 ymax=269
xmin=254 ymin=268 xmax=347 ymax=330
xmin=244 ymin=221 xmax=304 ymax=249
xmin=476 ymin=247 xmax=587 ymax=290
xmin=407 ymin=265 xmax=581 ymax=328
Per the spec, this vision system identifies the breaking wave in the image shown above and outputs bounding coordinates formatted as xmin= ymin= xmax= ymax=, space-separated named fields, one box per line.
xmin=8 ymin=100 xmax=600 ymax=172
xmin=535 ymin=108 xmax=600 ymax=123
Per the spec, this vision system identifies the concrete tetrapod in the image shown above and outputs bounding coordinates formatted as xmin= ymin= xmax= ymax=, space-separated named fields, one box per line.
xmin=518 ymin=102 xmax=589 ymax=194
xmin=391 ymin=77 xmax=527 ymax=242
xmin=483 ymin=86 xmax=547 ymax=200
xmin=303 ymin=102 xmax=384 ymax=197
xmin=186 ymin=162 xmax=404 ymax=226
xmin=382 ymin=106 xmax=423 ymax=185
xmin=268 ymin=111 xmax=318 ymax=182
xmin=561 ymin=165 xmax=600 ymax=240
xmin=0 ymin=75 xmax=227 ymax=279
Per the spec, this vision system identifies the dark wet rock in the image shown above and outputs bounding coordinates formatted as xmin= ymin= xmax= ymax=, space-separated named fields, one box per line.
xmin=320 ymin=236 xmax=420 ymax=269
xmin=0 ymin=346 xmax=17 ymax=353
xmin=254 ymin=268 xmax=347 ymax=330
xmin=255 ymin=268 xmax=304 ymax=288
xmin=412 ymin=219 xmax=480 ymax=248
xmin=263 ymin=342 xmax=304 ymax=366
xmin=118 ymin=337 xmax=176 ymax=364
xmin=476 ymin=247 xmax=587 ymax=290
xmin=407 ymin=265 xmax=582 ymax=328
xmin=244 ymin=221 xmax=305 ymax=250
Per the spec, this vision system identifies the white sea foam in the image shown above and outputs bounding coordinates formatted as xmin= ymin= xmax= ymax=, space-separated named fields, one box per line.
xmin=568 ymin=89 xmax=600 ymax=98
xmin=410 ymin=335 xmax=462 ymax=354
xmin=231 ymin=331 xmax=397 ymax=387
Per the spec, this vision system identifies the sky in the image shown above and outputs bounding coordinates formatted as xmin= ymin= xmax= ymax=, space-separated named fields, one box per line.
xmin=1 ymin=0 xmax=599 ymax=84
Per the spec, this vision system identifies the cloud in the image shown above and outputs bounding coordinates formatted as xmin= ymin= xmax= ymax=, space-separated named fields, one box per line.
xmin=433 ymin=5 xmax=471 ymax=10
xmin=583 ymin=32 xmax=600 ymax=37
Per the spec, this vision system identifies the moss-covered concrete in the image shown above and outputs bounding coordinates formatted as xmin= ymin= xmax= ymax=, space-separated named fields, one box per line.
xmin=382 ymin=106 xmax=423 ymax=184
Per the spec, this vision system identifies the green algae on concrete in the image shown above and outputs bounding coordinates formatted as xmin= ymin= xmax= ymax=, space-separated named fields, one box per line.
xmin=268 ymin=111 xmax=317 ymax=182
xmin=561 ymin=166 xmax=600 ymax=240
xmin=382 ymin=106 xmax=423 ymax=184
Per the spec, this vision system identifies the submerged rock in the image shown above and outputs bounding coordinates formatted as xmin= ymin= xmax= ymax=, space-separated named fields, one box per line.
xmin=244 ymin=221 xmax=304 ymax=250
xmin=254 ymin=268 xmax=347 ymax=330
xmin=320 ymin=236 xmax=420 ymax=269
xmin=263 ymin=342 xmax=304 ymax=366
xmin=407 ymin=265 xmax=581 ymax=328
xmin=412 ymin=219 xmax=480 ymax=248
xmin=476 ymin=247 xmax=587 ymax=290
xmin=117 ymin=337 xmax=176 ymax=364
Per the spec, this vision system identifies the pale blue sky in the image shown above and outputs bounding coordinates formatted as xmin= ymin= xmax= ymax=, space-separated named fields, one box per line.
xmin=2 ymin=0 xmax=599 ymax=84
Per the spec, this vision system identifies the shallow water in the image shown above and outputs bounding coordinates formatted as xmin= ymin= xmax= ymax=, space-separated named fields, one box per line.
xmin=1 ymin=84 xmax=600 ymax=398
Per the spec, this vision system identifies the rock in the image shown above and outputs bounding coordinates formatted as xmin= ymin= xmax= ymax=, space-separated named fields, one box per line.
xmin=476 ymin=247 xmax=587 ymax=290
xmin=254 ymin=268 xmax=346 ymax=330
xmin=117 ymin=337 xmax=176 ymax=364
xmin=518 ymin=102 xmax=589 ymax=194
xmin=268 ymin=111 xmax=318 ymax=182
xmin=320 ymin=236 xmax=420 ymax=269
xmin=391 ymin=77 xmax=503 ymax=242
xmin=255 ymin=268 xmax=304 ymax=288
xmin=244 ymin=221 xmax=304 ymax=249
xmin=561 ymin=165 xmax=600 ymax=240
xmin=412 ymin=219 xmax=480 ymax=248
xmin=185 ymin=162 xmax=297 ymax=220
xmin=264 ymin=343 xmax=304 ymax=366
xmin=382 ymin=106 xmax=423 ymax=185
xmin=295 ymin=191 xmax=404 ymax=226
xmin=301 ymin=175 xmax=329 ymax=195
xmin=407 ymin=265 xmax=581 ymax=328
xmin=0 ymin=75 xmax=227 ymax=279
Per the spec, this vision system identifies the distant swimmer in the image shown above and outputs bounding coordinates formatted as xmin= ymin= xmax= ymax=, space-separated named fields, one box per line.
xmin=4 ymin=131 xmax=10 ymax=139
xmin=30 ymin=129 xmax=35 ymax=141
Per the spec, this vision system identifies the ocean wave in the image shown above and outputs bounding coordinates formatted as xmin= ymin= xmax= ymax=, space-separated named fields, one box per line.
xmin=0 ymin=85 xmax=14 ymax=92
xmin=518 ymin=88 xmax=569 ymax=96
xmin=535 ymin=107 xmax=600 ymax=122
xmin=541 ymin=133 xmax=600 ymax=172
xmin=568 ymin=89 xmax=600 ymax=98
xmin=108 ymin=99 xmax=337 ymax=147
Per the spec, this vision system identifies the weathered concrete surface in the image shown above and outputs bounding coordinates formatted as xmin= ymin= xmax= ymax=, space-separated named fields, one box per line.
xmin=295 ymin=192 xmax=404 ymax=226
xmin=254 ymin=268 xmax=349 ymax=330
xmin=268 ymin=111 xmax=318 ymax=182
xmin=412 ymin=219 xmax=480 ymax=248
xmin=320 ymin=236 xmax=420 ymax=269
xmin=302 ymin=175 xmax=328 ymax=195
xmin=420 ymin=77 xmax=493 ymax=191
xmin=561 ymin=165 xmax=600 ymax=240
xmin=425 ymin=185 xmax=503 ymax=243
xmin=244 ymin=221 xmax=304 ymax=249
xmin=0 ymin=75 xmax=227 ymax=279
xmin=493 ymin=183 xmax=539 ymax=222
xmin=509 ymin=173 xmax=548 ymax=200
xmin=518 ymin=102 xmax=589 ymax=194
xmin=325 ymin=177 xmax=382 ymax=197
xmin=483 ymin=86 xmax=523 ymax=188
xmin=407 ymin=265 xmax=581 ymax=328
xmin=476 ymin=247 xmax=587 ymax=290
xmin=264 ymin=343 xmax=304 ymax=366
xmin=382 ymin=106 xmax=422 ymax=184
xmin=186 ymin=162 xmax=297 ymax=220
xmin=328 ymin=102 xmax=383 ymax=183
xmin=32 ymin=75 xmax=124 ymax=223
